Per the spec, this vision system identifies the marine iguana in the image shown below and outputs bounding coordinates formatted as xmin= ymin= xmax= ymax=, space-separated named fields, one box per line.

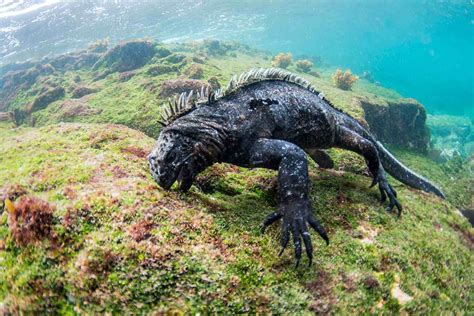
xmin=148 ymin=68 xmax=445 ymax=267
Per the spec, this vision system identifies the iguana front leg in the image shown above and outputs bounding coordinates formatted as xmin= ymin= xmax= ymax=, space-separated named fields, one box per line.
xmin=248 ymin=139 xmax=329 ymax=267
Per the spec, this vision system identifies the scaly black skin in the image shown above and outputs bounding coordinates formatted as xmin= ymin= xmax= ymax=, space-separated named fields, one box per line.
xmin=148 ymin=80 xmax=445 ymax=267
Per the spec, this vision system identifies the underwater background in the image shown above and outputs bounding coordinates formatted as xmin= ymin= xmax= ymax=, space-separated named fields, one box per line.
xmin=0 ymin=1 xmax=473 ymax=314
xmin=1 ymin=0 xmax=473 ymax=118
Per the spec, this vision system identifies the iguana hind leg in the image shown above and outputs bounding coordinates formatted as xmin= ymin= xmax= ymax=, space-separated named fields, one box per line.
xmin=248 ymin=138 xmax=328 ymax=267
xmin=335 ymin=126 xmax=402 ymax=215
xmin=306 ymin=148 xmax=334 ymax=169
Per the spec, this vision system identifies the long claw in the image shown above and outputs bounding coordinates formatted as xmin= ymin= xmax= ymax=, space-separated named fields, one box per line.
xmin=261 ymin=211 xmax=282 ymax=233
xmin=370 ymin=177 xmax=377 ymax=188
xmin=279 ymin=220 xmax=290 ymax=256
xmin=292 ymin=225 xmax=302 ymax=268
xmin=381 ymin=181 xmax=403 ymax=217
xmin=302 ymin=230 xmax=313 ymax=266
xmin=379 ymin=185 xmax=387 ymax=203
xmin=394 ymin=200 xmax=402 ymax=217
xmin=308 ymin=215 xmax=329 ymax=245
xmin=388 ymin=183 xmax=397 ymax=198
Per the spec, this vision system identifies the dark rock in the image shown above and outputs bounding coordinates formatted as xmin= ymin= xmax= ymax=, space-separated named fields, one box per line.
xmin=361 ymin=98 xmax=430 ymax=152
xmin=160 ymin=79 xmax=211 ymax=98
xmin=0 ymin=111 xmax=15 ymax=127
xmin=1 ymin=63 xmax=53 ymax=90
xmin=192 ymin=55 xmax=207 ymax=64
xmin=0 ymin=61 xmax=36 ymax=76
xmin=155 ymin=46 xmax=172 ymax=58
xmin=27 ymin=86 xmax=65 ymax=113
xmin=50 ymin=54 xmax=80 ymax=70
xmin=57 ymin=97 xmax=100 ymax=119
xmin=118 ymin=70 xmax=139 ymax=82
xmin=162 ymin=53 xmax=186 ymax=64
xmin=46 ymin=51 xmax=101 ymax=71
xmin=146 ymin=64 xmax=176 ymax=76
xmin=186 ymin=64 xmax=204 ymax=79
xmin=73 ymin=53 xmax=102 ymax=69
xmin=203 ymin=40 xmax=231 ymax=56
xmin=362 ymin=276 xmax=380 ymax=289
xmin=71 ymin=86 xmax=97 ymax=98
xmin=87 ymin=39 xmax=109 ymax=53
xmin=92 ymin=40 xmax=157 ymax=73
xmin=92 ymin=71 xmax=110 ymax=82
xmin=0 ymin=63 xmax=59 ymax=111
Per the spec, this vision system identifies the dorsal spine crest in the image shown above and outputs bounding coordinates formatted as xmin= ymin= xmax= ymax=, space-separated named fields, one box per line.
xmin=159 ymin=67 xmax=344 ymax=126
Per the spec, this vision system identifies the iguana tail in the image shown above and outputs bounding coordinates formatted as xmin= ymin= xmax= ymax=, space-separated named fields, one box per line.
xmin=376 ymin=141 xmax=445 ymax=199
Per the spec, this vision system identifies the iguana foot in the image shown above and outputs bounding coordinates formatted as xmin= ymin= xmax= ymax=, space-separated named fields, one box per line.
xmin=261 ymin=200 xmax=329 ymax=268
xmin=371 ymin=174 xmax=402 ymax=216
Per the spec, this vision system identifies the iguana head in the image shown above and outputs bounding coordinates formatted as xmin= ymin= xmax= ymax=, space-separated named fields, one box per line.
xmin=148 ymin=130 xmax=197 ymax=192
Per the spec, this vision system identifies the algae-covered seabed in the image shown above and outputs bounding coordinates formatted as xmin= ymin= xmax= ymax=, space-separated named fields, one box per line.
xmin=0 ymin=40 xmax=472 ymax=314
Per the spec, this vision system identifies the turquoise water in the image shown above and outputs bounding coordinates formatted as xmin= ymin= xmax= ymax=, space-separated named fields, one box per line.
xmin=1 ymin=0 xmax=473 ymax=118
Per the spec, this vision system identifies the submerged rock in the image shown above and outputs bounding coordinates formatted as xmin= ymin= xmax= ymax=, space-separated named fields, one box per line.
xmin=27 ymin=86 xmax=65 ymax=113
xmin=160 ymin=79 xmax=211 ymax=98
xmin=162 ymin=53 xmax=187 ymax=64
xmin=57 ymin=97 xmax=100 ymax=119
xmin=0 ymin=111 xmax=15 ymax=128
xmin=71 ymin=85 xmax=97 ymax=99
xmin=146 ymin=64 xmax=177 ymax=76
xmin=92 ymin=40 xmax=157 ymax=73
xmin=117 ymin=70 xmax=140 ymax=82
xmin=427 ymin=114 xmax=473 ymax=157
xmin=0 ymin=123 xmax=471 ymax=314
xmin=361 ymin=98 xmax=430 ymax=152
xmin=186 ymin=63 xmax=204 ymax=79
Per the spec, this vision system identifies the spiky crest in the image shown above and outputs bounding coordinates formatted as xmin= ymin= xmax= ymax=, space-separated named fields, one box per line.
xmin=222 ymin=67 xmax=318 ymax=96
xmin=159 ymin=67 xmax=342 ymax=126
xmin=158 ymin=85 xmax=221 ymax=126
xmin=219 ymin=68 xmax=341 ymax=112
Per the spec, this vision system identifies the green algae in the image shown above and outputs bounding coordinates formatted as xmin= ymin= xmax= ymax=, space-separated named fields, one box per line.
xmin=0 ymin=40 xmax=472 ymax=314
xmin=19 ymin=40 xmax=409 ymax=137
xmin=0 ymin=123 xmax=471 ymax=314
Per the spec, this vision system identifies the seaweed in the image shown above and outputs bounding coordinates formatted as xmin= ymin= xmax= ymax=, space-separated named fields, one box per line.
xmin=332 ymin=69 xmax=359 ymax=90
xmin=271 ymin=52 xmax=293 ymax=69
xmin=295 ymin=59 xmax=314 ymax=73
xmin=6 ymin=195 xmax=54 ymax=246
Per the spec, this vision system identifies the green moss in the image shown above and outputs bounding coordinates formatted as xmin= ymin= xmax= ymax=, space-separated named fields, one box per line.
xmin=0 ymin=123 xmax=472 ymax=313
xmin=0 ymin=40 xmax=472 ymax=313
xmin=15 ymin=40 xmax=413 ymax=140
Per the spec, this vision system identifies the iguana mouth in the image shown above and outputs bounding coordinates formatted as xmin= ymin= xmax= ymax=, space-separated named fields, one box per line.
xmin=176 ymin=161 xmax=194 ymax=192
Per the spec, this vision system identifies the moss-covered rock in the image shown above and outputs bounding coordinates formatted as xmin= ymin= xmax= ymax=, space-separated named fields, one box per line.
xmin=160 ymin=79 xmax=210 ymax=98
xmin=162 ymin=53 xmax=187 ymax=65
xmin=146 ymin=64 xmax=177 ymax=76
xmin=361 ymin=98 xmax=430 ymax=152
xmin=0 ymin=112 xmax=15 ymax=129
xmin=71 ymin=85 xmax=97 ymax=99
xmin=92 ymin=40 xmax=157 ymax=73
xmin=427 ymin=114 xmax=473 ymax=157
xmin=0 ymin=39 xmax=435 ymax=153
xmin=27 ymin=86 xmax=65 ymax=113
xmin=186 ymin=63 xmax=204 ymax=79
xmin=0 ymin=123 xmax=472 ymax=313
